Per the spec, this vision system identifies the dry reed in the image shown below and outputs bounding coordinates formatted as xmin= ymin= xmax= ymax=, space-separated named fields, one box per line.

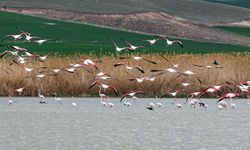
xmin=0 ymin=53 xmax=250 ymax=97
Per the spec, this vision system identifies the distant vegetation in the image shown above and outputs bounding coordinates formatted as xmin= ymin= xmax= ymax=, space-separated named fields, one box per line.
xmin=0 ymin=11 xmax=250 ymax=55
xmin=214 ymin=26 xmax=250 ymax=37
xmin=205 ymin=0 xmax=250 ymax=9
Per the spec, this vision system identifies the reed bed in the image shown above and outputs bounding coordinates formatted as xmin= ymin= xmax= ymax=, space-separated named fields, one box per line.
xmin=0 ymin=53 xmax=250 ymax=97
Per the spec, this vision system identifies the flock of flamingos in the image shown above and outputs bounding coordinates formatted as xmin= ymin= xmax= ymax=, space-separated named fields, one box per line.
xmin=0 ymin=29 xmax=250 ymax=111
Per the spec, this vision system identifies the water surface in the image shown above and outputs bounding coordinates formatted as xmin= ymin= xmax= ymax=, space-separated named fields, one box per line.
xmin=0 ymin=97 xmax=249 ymax=150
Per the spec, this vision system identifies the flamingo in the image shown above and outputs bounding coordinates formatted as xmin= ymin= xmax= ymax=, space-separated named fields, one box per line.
xmin=217 ymin=93 xmax=239 ymax=103
xmin=38 ymin=54 xmax=50 ymax=62
xmin=160 ymin=55 xmax=188 ymax=69
xmin=150 ymin=68 xmax=177 ymax=73
xmin=121 ymin=39 xmax=145 ymax=51
xmin=33 ymin=39 xmax=49 ymax=45
xmin=189 ymin=99 xmax=198 ymax=109
xmin=14 ymin=87 xmax=25 ymax=95
xmin=120 ymin=90 xmax=144 ymax=102
xmin=119 ymin=56 xmax=157 ymax=64
xmin=0 ymin=33 xmax=24 ymax=41
xmin=52 ymin=92 xmax=63 ymax=104
xmin=81 ymin=59 xmax=99 ymax=70
xmin=198 ymin=102 xmax=208 ymax=109
xmin=107 ymin=102 xmax=115 ymax=108
xmin=109 ymin=38 xmax=130 ymax=52
xmin=175 ymin=103 xmax=183 ymax=109
xmin=175 ymin=70 xmax=202 ymax=84
xmin=230 ymin=102 xmax=236 ymax=109
xmin=218 ymin=101 xmax=228 ymax=110
xmin=146 ymin=103 xmax=155 ymax=110
xmin=114 ymin=62 xmax=145 ymax=73
xmin=186 ymin=91 xmax=201 ymax=101
xmin=98 ymin=87 xmax=108 ymax=107
xmin=93 ymin=72 xmax=112 ymax=81
xmin=89 ymin=81 xmax=118 ymax=96
xmin=155 ymin=96 xmax=163 ymax=108
xmin=123 ymin=69 xmax=162 ymax=83
xmin=141 ymin=37 xmax=160 ymax=45
xmin=10 ymin=45 xmax=27 ymax=52
xmin=0 ymin=50 xmax=19 ymax=58
xmin=193 ymin=64 xmax=223 ymax=69
xmin=8 ymin=96 xmax=13 ymax=105
xmin=123 ymin=97 xmax=132 ymax=107
xmin=24 ymin=34 xmax=39 ymax=42
xmin=157 ymin=36 xmax=184 ymax=48
xmin=71 ymin=98 xmax=77 ymax=108
xmin=38 ymin=89 xmax=46 ymax=104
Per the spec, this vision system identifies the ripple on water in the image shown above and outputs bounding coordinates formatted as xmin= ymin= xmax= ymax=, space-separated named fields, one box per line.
xmin=0 ymin=98 xmax=250 ymax=150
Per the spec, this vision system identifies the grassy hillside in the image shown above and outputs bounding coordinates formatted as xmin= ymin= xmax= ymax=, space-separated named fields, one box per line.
xmin=0 ymin=11 xmax=250 ymax=55
xmin=1 ymin=0 xmax=250 ymax=23
xmin=214 ymin=26 xmax=250 ymax=37
xmin=205 ymin=0 xmax=250 ymax=9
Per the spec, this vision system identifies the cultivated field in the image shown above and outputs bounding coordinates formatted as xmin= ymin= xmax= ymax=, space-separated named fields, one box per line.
xmin=0 ymin=54 xmax=250 ymax=97
xmin=0 ymin=11 xmax=250 ymax=55
xmin=215 ymin=26 xmax=250 ymax=37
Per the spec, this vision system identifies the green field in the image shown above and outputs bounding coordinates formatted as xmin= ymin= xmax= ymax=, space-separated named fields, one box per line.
xmin=0 ymin=11 xmax=250 ymax=55
xmin=205 ymin=0 xmax=250 ymax=9
xmin=214 ymin=26 xmax=250 ymax=37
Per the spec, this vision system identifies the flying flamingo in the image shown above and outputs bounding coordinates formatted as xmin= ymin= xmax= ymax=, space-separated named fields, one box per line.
xmin=160 ymin=55 xmax=188 ymax=69
xmin=217 ymin=93 xmax=239 ymax=103
xmin=186 ymin=91 xmax=201 ymax=101
xmin=109 ymin=38 xmax=130 ymax=52
xmin=33 ymin=39 xmax=49 ymax=45
xmin=121 ymin=38 xmax=145 ymax=51
xmin=119 ymin=56 xmax=157 ymax=64
xmin=89 ymin=81 xmax=118 ymax=96
xmin=13 ymin=87 xmax=25 ymax=95
xmin=120 ymin=90 xmax=144 ymax=102
xmin=174 ymin=70 xmax=202 ymax=84
xmin=140 ymin=37 xmax=160 ymax=45
xmin=0 ymin=33 xmax=24 ymax=41
xmin=157 ymin=36 xmax=184 ymax=48
xmin=193 ymin=64 xmax=224 ymax=69
xmin=114 ymin=62 xmax=145 ymax=73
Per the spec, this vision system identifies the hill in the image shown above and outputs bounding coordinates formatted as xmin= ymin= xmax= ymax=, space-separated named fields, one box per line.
xmin=0 ymin=11 xmax=249 ymax=55
xmin=1 ymin=0 xmax=250 ymax=23
xmin=205 ymin=0 xmax=250 ymax=9
xmin=2 ymin=7 xmax=250 ymax=47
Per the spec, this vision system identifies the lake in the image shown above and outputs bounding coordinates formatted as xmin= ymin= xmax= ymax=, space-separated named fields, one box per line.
xmin=0 ymin=97 xmax=250 ymax=150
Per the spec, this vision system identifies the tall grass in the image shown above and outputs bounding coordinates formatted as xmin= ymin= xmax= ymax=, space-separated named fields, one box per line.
xmin=0 ymin=53 xmax=250 ymax=97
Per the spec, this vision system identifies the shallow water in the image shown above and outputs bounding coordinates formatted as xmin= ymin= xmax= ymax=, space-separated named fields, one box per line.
xmin=0 ymin=97 xmax=250 ymax=150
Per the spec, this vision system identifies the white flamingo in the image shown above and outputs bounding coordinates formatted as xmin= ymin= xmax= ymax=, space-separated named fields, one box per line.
xmin=146 ymin=103 xmax=155 ymax=110
xmin=52 ymin=92 xmax=63 ymax=104
xmin=8 ymin=96 xmax=13 ymax=105
xmin=38 ymin=89 xmax=46 ymax=103
xmin=71 ymin=98 xmax=77 ymax=108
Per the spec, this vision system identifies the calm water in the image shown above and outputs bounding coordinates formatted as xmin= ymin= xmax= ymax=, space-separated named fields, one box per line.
xmin=0 ymin=97 xmax=250 ymax=150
